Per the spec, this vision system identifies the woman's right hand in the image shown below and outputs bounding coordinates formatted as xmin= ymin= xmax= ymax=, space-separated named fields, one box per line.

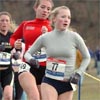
xmin=14 ymin=39 xmax=22 ymax=49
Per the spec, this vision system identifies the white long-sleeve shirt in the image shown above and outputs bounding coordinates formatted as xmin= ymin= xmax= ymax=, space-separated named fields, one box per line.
xmin=24 ymin=29 xmax=90 ymax=80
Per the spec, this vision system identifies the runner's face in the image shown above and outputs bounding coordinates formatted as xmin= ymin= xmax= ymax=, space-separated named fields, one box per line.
xmin=54 ymin=9 xmax=71 ymax=31
xmin=0 ymin=15 xmax=10 ymax=32
xmin=35 ymin=0 xmax=52 ymax=19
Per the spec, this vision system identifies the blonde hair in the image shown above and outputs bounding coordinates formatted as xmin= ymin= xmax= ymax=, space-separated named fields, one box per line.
xmin=0 ymin=11 xmax=17 ymax=32
xmin=49 ymin=6 xmax=70 ymax=27
xmin=33 ymin=0 xmax=54 ymax=8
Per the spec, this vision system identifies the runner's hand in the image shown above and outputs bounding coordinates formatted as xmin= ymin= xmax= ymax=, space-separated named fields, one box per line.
xmin=29 ymin=58 xmax=39 ymax=68
xmin=12 ymin=52 xmax=20 ymax=60
xmin=70 ymin=73 xmax=81 ymax=85
xmin=14 ymin=39 xmax=22 ymax=50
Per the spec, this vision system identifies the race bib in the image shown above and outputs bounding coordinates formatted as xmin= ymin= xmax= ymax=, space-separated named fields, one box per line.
xmin=18 ymin=62 xmax=30 ymax=73
xmin=0 ymin=52 xmax=11 ymax=65
xmin=12 ymin=59 xmax=22 ymax=67
xmin=33 ymin=47 xmax=47 ymax=62
xmin=46 ymin=57 xmax=66 ymax=80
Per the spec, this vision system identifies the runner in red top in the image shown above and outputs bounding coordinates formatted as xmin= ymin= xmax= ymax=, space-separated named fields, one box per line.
xmin=10 ymin=0 xmax=54 ymax=100
xmin=10 ymin=19 xmax=51 ymax=52
xmin=10 ymin=19 xmax=51 ymax=66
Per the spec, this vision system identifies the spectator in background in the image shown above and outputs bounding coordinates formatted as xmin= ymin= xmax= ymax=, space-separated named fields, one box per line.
xmin=76 ymin=50 xmax=82 ymax=68
xmin=76 ymin=49 xmax=84 ymax=85
xmin=95 ymin=46 xmax=100 ymax=77
xmin=87 ymin=47 xmax=95 ymax=70
xmin=10 ymin=0 xmax=54 ymax=99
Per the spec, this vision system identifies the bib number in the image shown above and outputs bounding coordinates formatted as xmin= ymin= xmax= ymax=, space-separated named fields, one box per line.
xmin=46 ymin=57 xmax=66 ymax=80
xmin=0 ymin=52 xmax=11 ymax=65
xmin=18 ymin=62 xmax=30 ymax=73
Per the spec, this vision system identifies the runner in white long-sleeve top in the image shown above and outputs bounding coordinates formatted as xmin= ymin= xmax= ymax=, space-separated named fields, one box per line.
xmin=24 ymin=6 xmax=90 ymax=100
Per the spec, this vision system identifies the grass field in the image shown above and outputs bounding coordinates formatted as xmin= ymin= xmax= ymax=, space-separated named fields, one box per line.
xmin=73 ymin=67 xmax=100 ymax=100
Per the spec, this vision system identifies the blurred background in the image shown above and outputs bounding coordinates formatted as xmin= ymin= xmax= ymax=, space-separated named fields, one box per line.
xmin=0 ymin=0 xmax=100 ymax=100
xmin=0 ymin=0 xmax=99 ymax=51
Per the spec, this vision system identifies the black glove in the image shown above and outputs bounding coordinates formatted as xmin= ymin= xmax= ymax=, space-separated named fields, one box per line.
xmin=12 ymin=52 xmax=20 ymax=60
xmin=0 ymin=45 xmax=5 ymax=51
xmin=70 ymin=73 xmax=81 ymax=85
xmin=29 ymin=58 xmax=39 ymax=68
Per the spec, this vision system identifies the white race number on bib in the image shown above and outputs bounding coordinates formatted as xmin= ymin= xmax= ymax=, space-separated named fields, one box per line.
xmin=46 ymin=57 xmax=66 ymax=80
